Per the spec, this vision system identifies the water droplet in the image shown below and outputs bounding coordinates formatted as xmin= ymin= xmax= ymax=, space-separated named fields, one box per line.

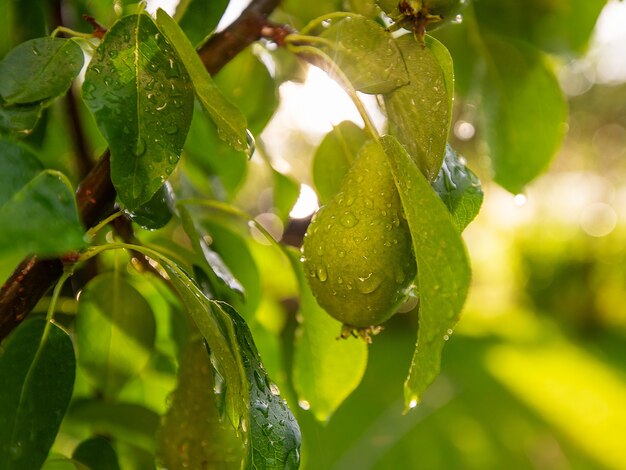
xmin=165 ymin=125 xmax=178 ymax=135
xmin=241 ymin=418 xmax=248 ymax=432
xmin=254 ymin=400 xmax=270 ymax=417
xmin=135 ymin=137 xmax=147 ymax=156
xmin=364 ymin=197 xmax=374 ymax=209
xmin=346 ymin=195 xmax=355 ymax=206
xmin=91 ymin=65 xmax=101 ymax=74
xmin=103 ymin=76 xmax=112 ymax=86
xmin=357 ymin=272 xmax=381 ymax=294
xmin=338 ymin=250 xmax=345 ymax=258
xmin=298 ymin=399 xmax=311 ymax=410
xmin=340 ymin=212 xmax=358 ymax=228
xmin=316 ymin=244 xmax=324 ymax=256
xmin=269 ymin=383 xmax=281 ymax=395
xmin=245 ymin=129 xmax=256 ymax=159
xmin=455 ymin=14 xmax=463 ymax=23
xmin=148 ymin=62 xmax=159 ymax=72
xmin=409 ymin=398 xmax=418 ymax=409
xmin=395 ymin=267 xmax=406 ymax=284
xmin=337 ymin=276 xmax=343 ymax=284
xmin=316 ymin=266 xmax=328 ymax=282
xmin=108 ymin=50 xmax=118 ymax=58
xmin=254 ymin=370 xmax=265 ymax=389
xmin=31 ymin=46 xmax=40 ymax=56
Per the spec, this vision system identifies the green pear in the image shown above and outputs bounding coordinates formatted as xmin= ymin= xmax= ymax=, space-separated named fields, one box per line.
xmin=302 ymin=140 xmax=416 ymax=331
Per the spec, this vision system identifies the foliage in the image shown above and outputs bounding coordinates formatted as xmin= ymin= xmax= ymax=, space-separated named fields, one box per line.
xmin=0 ymin=0 xmax=610 ymax=469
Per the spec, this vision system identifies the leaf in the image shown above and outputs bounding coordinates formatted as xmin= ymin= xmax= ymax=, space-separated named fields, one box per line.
xmin=82 ymin=13 xmax=194 ymax=210
xmin=156 ymin=9 xmax=249 ymax=152
xmin=0 ymin=317 xmax=75 ymax=470
xmin=65 ymin=400 xmax=159 ymax=453
xmin=273 ymin=170 xmax=300 ymax=222
xmin=175 ymin=0 xmax=230 ymax=48
xmin=432 ymin=145 xmax=483 ymax=231
xmin=380 ymin=135 xmax=470 ymax=411
xmin=162 ymin=262 xmax=301 ymax=469
xmin=184 ymin=107 xmax=248 ymax=199
xmin=0 ymin=38 xmax=83 ymax=104
xmin=319 ymin=15 xmax=409 ymax=94
xmin=479 ymin=34 xmax=567 ymax=193
xmin=42 ymin=455 xmax=88 ymax=470
xmin=281 ymin=0 xmax=344 ymax=25
xmin=212 ymin=47 xmax=277 ymax=135
xmin=217 ymin=302 xmax=301 ymax=469
xmin=312 ymin=121 xmax=367 ymax=204
xmin=75 ymin=272 xmax=156 ymax=400
xmin=0 ymin=101 xmax=42 ymax=137
xmin=179 ymin=205 xmax=246 ymax=302
xmin=287 ymin=248 xmax=368 ymax=423
xmin=72 ymin=437 xmax=120 ymax=470
xmin=0 ymin=141 xmax=85 ymax=258
xmin=156 ymin=338 xmax=242 ymax=470
xmin=127 ymin=182 xmax=174 ymax=230
xmin=383 ymin=35 xmax=453 ymax=181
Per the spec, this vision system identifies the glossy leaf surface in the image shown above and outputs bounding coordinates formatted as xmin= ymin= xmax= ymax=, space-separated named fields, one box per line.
xmin=384 ymin=35 xmax=453 ymax=181
xmin=0 ymin=101 xmax=42 ymax=137
xmin=0 ymin=38 xmax=83 ymax=104
xmin=82 ymin=13 xmax=194 ymax=210
xmin=163 ymin=262 xmax=301 ymax=469
xmin=76 ymin=273 xmax=156 ymax=399
xmin=156 ymin=9 xmax=248 ymax=152
xmin=312 ymin=121 xmax=368 ymax=204
xmin=0 ymin=141 xmax=84 ymax=258
xmin=432 ymin=145 xmax=483 ymax=231
xmin=319 ymin=15 xmax=409 ymax=94
xmin=381 ymin=135 xmax=470 ymax=410
xmin=127 ymin=182 xmax=174 ymax=230
xmin=156 ymin=338 xmax=242 ymax=469
xmin=288 ymin=249 xmax=368 ymax=422
xmin=0 ymin=317 xmax=75 ymax=470
xmin=480 ymin=34 xmax=567 ymax=193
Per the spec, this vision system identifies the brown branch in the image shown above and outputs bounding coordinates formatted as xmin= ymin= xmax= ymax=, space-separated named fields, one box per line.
xmin=0 ymin=0 xmax=284 ymax=342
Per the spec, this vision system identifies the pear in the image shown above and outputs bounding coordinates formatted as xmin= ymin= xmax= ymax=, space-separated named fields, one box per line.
xmin=302 ymin=140 xmax=416 ymax=331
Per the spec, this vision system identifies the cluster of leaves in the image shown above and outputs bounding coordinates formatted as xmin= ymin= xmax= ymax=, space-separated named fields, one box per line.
xmin=0 ymin=0 xmax=605 ymax=468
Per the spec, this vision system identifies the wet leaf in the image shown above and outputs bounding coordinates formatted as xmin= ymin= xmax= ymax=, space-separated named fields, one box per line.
xmin=479 ymin=34 xmax=567 ymax=193
xmin=156 ymin=9 xmax=248 ymax=152
xmin=127 ymin=182 xmax=174 ymax=230
xmin=156 ymin=338 xmax=242 ymax=470
xmin=287 ymin=249 xmax=368 ymax=423
xmin=0 ymin=141 xmax=85 ymax=258
xmin=75 ymin=272 xmax=156 ymax=400
xmin=273 ymin=170 xmax=300 ymax=222
xmin=0 ymin=317 xmax=75 ymax=470
xmin=312 ymin=121 xmax=368 ymax=204
xmin=162 ymin=262 xmax=301 ymax=469
xmin=320 ymin=15 xmax=409 ymax=94
xmin=0 ymin=101 xmax=42 ymax=137
xmin=381 ymin=135 xmax=470 ymax=411
xmin=82 ymin=13 xmax=194 ymax=210
xmin=0 ymin=38 xmax=83 ymax=105
xmin=175 ymin=0 xmax=229 ymax=48
xmin=383 ymin=35 xmax=453 ymax=181
xmin=432 ymin=145 xmax=483 ymax=231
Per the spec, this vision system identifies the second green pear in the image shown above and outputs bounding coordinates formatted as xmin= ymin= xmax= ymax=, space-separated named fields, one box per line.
xmin=302 ymin=140 xmax=416 ymax=329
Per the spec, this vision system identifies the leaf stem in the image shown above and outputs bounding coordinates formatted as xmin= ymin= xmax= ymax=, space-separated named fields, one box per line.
xmin=51 ymin=26 xmax=95 ymax=39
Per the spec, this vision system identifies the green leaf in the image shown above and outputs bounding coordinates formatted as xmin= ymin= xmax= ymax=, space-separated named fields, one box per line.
xmin=175 ymin=0 xmax=229 ymax=48
xmin=0 ymin=101 xmax=42 ymax=137
xmin=65 ymin=400 xmax=159 ymax=453
xmin=380 ymin=135 xmax=470 ymax=411
xmin=41 ymin=455 xmax=88 ymax=470
xmin=212 ymin=47 xmax=277 ymax=135
xmin=217 ymin=302 xmax=301 ymax=469
xmin=156 ymin=338 xmax=242 ymax=470
xmin=287 ymin=248 xmax=368 ymax=423
xmin=162 ymin=262 xmax=301 ymax=469
xmin=179 ymin=206 xmax=246 ymax=302
xmin=479 ymin=34 xmax=567 ymax=193
xmin=82 ymin=13 xmax=194 ymax=210
xmin=0 ymin=38 xmax=83 ymax=105
xmin=76 ymin=272 xmax=156 ymax=400
xmin=156 ymin=9 xmax=249 ymax=152
xmin=281 ymin=0 xmax=344 ymax=25
xmin=0 ymin=141 xmax=85 ymax=258
xmin=127 ymin=182 xmax=174 ymax=230
xmin=432 ymin=145 xmax=483 ymax=231
xmin=383 ymin=34 xmax=453 ymax=181
xmin=184 ymin=107 xmax=248 ymax=199
xmin=273 ymin=170 xmax=300 ymax=222
xmin=0 ymin=317 xmax=76 ymax=470
xmin=72 ymin=437 xmax=120 ymax=470
xmin=312 ymin=121 xmax=367 ymax=204
xmin=319 ymin=15 xmax=409 ymax=94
